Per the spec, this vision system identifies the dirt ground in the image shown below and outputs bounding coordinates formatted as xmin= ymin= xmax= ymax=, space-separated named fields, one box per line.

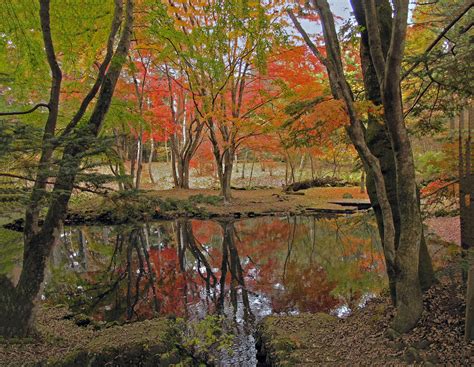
xmin=146 ymin=186 xmax=369 ymax=217
xmin=257 ymin=261 xmax=473 ymax=366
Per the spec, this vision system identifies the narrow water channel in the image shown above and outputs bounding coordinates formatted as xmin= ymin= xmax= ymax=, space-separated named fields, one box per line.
xmin=7 ymin=214 xmax=386 ymax=365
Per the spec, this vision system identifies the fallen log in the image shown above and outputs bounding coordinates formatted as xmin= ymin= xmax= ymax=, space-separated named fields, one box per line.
xmin=283 ymin=177 xmax=347 ymax=192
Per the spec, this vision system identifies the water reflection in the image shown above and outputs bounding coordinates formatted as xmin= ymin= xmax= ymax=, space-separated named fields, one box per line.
xmin=42 ymin=215 xmax=384 ymax=363
xmin=45 ymin=215 xmax=384 ymax=321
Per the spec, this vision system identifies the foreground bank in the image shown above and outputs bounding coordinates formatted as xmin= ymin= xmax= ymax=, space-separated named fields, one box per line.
xmin=256 ymin=234 xmax=472 ymax=365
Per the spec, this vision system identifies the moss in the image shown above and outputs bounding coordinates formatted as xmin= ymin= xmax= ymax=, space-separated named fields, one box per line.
xmin=256 ymin=313 xmax=338 ymax=366
xmin=271 ymin=338 xmax=296 ymax=352
xmin=0 ymin=307 xmax=189 ymax=367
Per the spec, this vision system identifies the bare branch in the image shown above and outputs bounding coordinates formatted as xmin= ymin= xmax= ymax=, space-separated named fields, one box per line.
xmin=0 ymin=103 xmax=50 ymax=116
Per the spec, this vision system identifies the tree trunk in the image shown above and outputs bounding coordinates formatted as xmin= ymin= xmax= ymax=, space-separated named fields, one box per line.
xmin=362 ymin=0 xmax=424 ymax=332
xmin=129 ymin=137 xmax=137 ymax=183
xmin=0 ymin=0 xmax=133 ymax=338
xmin=463 ymin=107 xmax=474 ymax=340
xmin=0 ymin=277 xmax=35 ymax=337
xmin=297 ymin=0 xmax=426 ymax=332
xmin=241 ymin=150 xmax=248 ymax=179
xmin=248 ymin=157 xmax=255 ymax=188
xmin=298 ymin=153 xmax=306 ymax=181
xmin=352 ymin=0 xmax=434 ymax=298
xmin=148 ymin=138 xmax=155 ymax=184
xmin=180 ymin=156 xmax=191 ymax=189
xmin=220 ymin=153 xmax=233 ymax=202
xmin=135 ymin=134 xmax=143 ymax=189
xmin=171 ymin=146 xmax=179 ymax=187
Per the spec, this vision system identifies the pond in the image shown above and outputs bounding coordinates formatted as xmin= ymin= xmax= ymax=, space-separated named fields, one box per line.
xmin=5 ymin=214 xmax=386 ymax=365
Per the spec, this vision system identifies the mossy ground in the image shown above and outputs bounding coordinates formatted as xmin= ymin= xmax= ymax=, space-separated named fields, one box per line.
xmin=65 ymin=186 xmax=368 ymax=223
xmin=0 ymin=306 xmax=192 ymax=367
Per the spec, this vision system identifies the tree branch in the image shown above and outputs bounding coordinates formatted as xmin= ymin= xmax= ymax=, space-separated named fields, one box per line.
xmin=402 ymin=2 xmax=473 ymax=80
xmin=59 ymin=0 xmax=124 ymax=140
xmin=0 ymin=103 xmax=50 ymax=116
xmin=362 ymin=0 xmax=386 ymax=85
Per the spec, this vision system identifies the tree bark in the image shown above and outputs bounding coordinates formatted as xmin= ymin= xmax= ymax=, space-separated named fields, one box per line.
xmin=148 ymin=138 xmax=155 ymax=184
xmin=351 ymin=0 xmax=434 ymax=299
xmin=135 ymin=133 xmax=143 ymax=189
xmin=0 ymin=0 xmax=134 ymax=338
xmin=463 ymin=107 xmax=474 ymax=340
xmin=292 ymin=0 xmax=423 ymax=332
xmin=363 ymin=0 xmax=424 ymax=332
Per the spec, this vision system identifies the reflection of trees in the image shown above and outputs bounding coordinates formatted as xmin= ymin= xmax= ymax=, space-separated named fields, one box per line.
xmin=176 ymin=219 xmax=216 ymax=295
xmin=71 ymin=219 xmax=255 ymax=323
xmin=123 ymin=227 xmax=160 ymax=320
xmin=217 ymin=220 xmax=253 ymax=322
xmin=43 ymin=215 xmax=385 ymax=323
xmin=175 ymin=219 xmax=254 ymax=322
xmin=282 ymin=216 xmax=297 ymax=281
xmin=68 ymin=227 xmax=160 ymax=322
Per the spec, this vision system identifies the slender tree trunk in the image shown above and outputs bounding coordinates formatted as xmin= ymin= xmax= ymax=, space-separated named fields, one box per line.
xmin=241 ymin=150 xmax=248 ymax=179
xmin=148 ymin=138 xmax=155 ymax=184
xmin=221 ymin=152 xmax=234 ymax=202
xmin=129 ymin=137 xmax=137 ymax=183
xmin=248 ymin=157 xmax=255 ymax=188
xmin=135 ymin=133 xmax=143 ymax=189
xmin=360 ymin=171 xmax=365 ymax=193
xmin=171 ymin=146 xmax=179 ymax=187
xmin=298 ymin=153 xmax=306 ymax=181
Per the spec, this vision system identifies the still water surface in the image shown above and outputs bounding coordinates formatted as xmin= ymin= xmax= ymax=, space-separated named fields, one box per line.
xmin=34 ymin=214 xmax=384 ymax=365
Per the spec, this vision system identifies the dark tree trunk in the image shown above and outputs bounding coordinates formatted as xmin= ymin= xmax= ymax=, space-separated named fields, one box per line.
xmin=462 ymin=107 xmax=474 ymax=340
xmin=291 ymin=0 xmax=427 ymax=332
xmin=220 ymin=151 xmax=234 ymax=202
xmin=0 ymin=0 xmax=133 ymax=338
xmin=351 ymin=0 xmax=434 ymax=300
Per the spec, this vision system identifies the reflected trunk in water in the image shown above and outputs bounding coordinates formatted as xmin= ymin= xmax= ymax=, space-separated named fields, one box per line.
xmin=218 ymin=221 xmax=254 ymax=322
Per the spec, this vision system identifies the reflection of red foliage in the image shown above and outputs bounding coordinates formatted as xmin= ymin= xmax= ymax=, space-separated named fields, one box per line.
xmin=272 ymin=265 xmax=339 ymax=313
xmin=191 ymin=220 xmax=221 ymax=245
xmin=147 ymin=247 xmax=195 ymax=316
